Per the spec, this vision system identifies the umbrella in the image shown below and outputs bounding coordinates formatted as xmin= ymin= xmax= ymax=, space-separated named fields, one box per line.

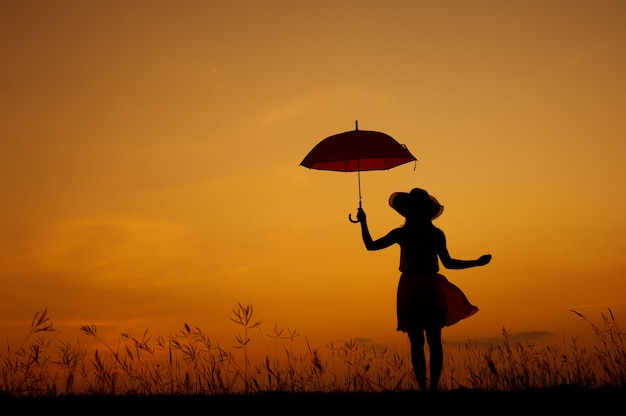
xmin=300 ymin=121 xmax=417 ymax=222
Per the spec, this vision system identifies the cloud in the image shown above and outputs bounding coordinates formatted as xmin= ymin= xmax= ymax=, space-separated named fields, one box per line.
xmin=445 ymin=330 xmax=554 ymax=349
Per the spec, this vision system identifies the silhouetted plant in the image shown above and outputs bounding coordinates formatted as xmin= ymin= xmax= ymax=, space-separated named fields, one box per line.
xmin=571 ymin=308 xmax=625 ymax=387
xmin=0 ymin=309 xmax=55 ymax=396
xmin=230 ymin=302 xmax=262 ymax=392
xmin=1 ymin=306 xmax=624 ymax=397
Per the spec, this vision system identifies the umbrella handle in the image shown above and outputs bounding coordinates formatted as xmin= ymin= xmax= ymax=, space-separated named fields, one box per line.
xmin=349 ymin=169 xmax=362 ymax=223
xmin=348 ymin=199 xmax=361 ymax=223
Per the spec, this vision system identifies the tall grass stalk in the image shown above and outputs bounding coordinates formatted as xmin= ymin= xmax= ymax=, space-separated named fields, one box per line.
xmin=1 ymin=306 xmax=623 ymax=397
xmin=1 ymin=309 xmax=55 ymax=397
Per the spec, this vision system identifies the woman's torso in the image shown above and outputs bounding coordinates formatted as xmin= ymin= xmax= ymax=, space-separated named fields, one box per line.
xmin=396 ymin=224 xmax=442 ymax=275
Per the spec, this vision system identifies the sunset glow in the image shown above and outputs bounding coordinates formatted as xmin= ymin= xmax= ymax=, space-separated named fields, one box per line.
xmin=2 ymin=1 xmax=626 ymax=367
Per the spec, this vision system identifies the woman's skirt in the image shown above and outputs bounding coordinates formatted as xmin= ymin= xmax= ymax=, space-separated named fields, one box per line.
xmin=396 ymin=272 xmax=478 ymax=331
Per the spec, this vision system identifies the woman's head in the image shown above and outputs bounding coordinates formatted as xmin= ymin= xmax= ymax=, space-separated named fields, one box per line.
xmin=389 ymin=188 xmax=444 ymax=220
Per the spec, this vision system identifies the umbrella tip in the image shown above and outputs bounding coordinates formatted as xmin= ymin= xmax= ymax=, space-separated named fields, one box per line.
xmin=355 ymin=120 xmax=358 ymax=130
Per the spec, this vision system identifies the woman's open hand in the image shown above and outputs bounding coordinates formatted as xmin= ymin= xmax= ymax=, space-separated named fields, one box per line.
xmin=477 ymin=254 xmax=492 ymax=266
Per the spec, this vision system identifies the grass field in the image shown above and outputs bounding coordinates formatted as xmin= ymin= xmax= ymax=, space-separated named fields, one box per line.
xmin=2 ymin=387 xmax=624 ymax=414
xmin=1 ymin=304 xmax=624 ymax=411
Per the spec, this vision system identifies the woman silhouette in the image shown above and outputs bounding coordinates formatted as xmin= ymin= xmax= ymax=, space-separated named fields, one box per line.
xmin=356 ymin=188 xmax=491 ymax=392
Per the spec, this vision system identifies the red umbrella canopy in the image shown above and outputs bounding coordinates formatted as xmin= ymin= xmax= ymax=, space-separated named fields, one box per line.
xmin=300 ymin=122 xmax=417 ymax=222
xmin=300 ymin=124 xmax=417 ymax=172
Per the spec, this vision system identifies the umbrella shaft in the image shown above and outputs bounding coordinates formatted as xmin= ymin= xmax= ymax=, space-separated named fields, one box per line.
xmin=357 ymin=168 xmax=362 ymax=207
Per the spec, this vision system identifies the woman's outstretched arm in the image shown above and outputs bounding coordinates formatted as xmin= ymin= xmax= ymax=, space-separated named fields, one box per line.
xmin=357 ymin=208 xmax=399 ymax=251
xmin=437 ymin=229 xmax=492 ymax=269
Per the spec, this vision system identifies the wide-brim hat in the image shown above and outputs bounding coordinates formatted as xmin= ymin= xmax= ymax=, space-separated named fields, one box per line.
xmin=389 ymin=188 xmax=444 ymax=220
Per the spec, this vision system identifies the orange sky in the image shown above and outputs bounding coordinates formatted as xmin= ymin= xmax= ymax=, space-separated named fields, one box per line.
xmin=2 ymin=1 xmax=626 ymax=362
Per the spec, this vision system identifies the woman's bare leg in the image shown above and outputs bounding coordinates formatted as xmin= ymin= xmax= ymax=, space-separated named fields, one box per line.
xmin=426 ymin=327 xmax=443 ymax=392
xmin=407 ymin=330 xmax=427 ymax=391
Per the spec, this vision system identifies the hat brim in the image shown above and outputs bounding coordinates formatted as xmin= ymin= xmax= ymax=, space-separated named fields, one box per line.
xmin=389 ymin=192 xmax=444 ymax=220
